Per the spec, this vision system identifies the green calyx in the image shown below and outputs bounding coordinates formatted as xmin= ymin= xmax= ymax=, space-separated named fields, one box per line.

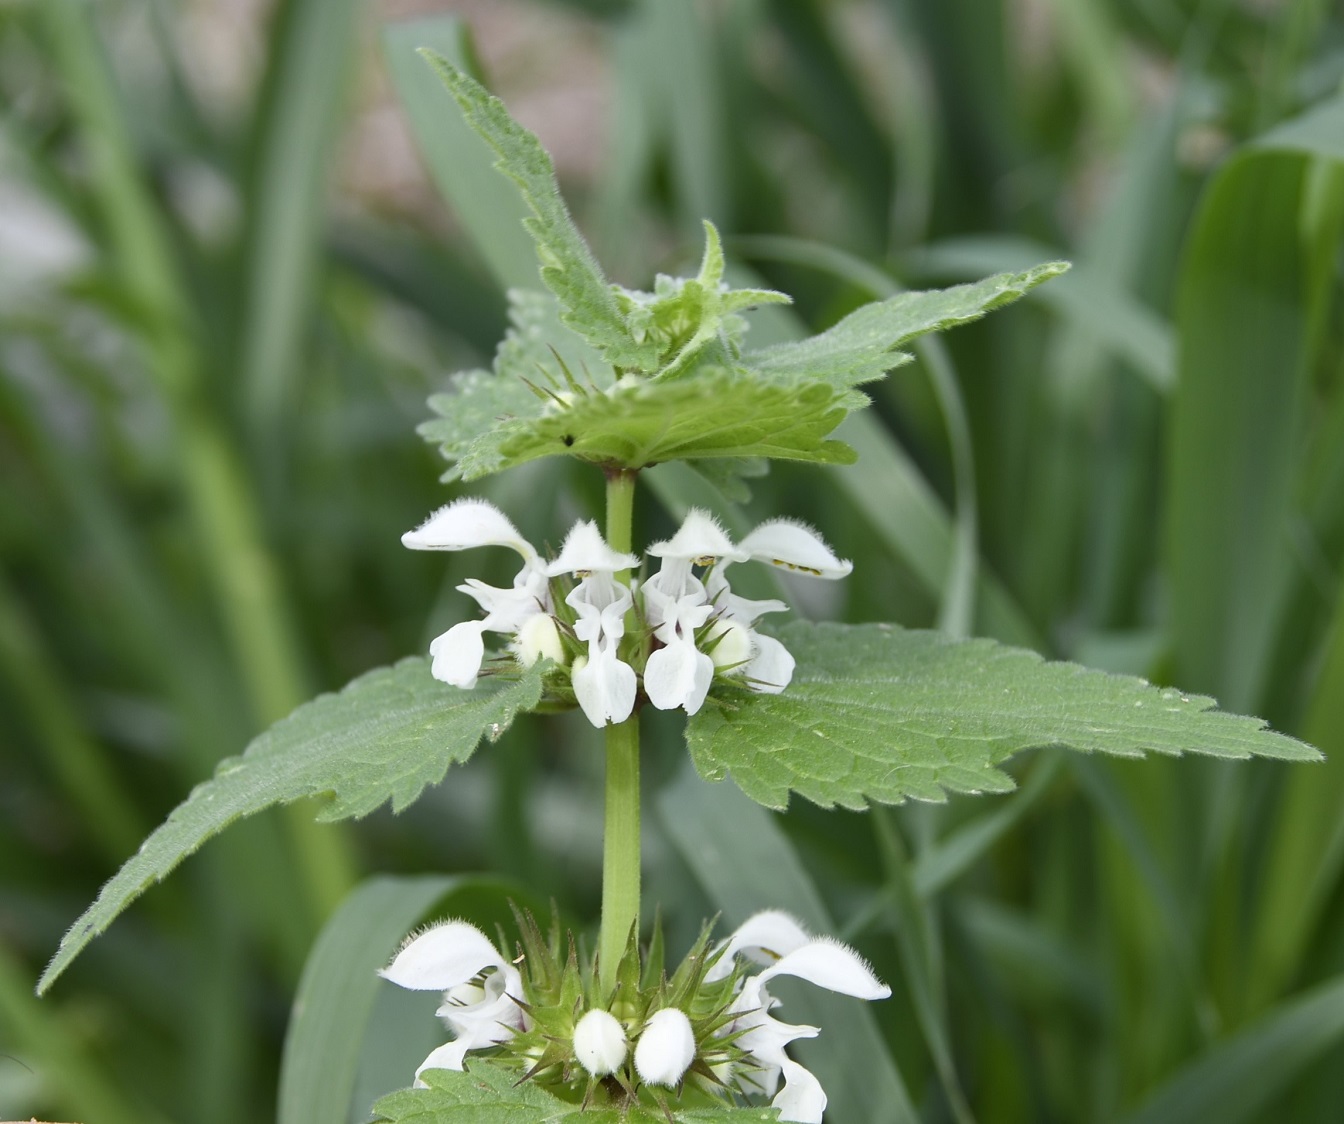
xmin=492 ymin=908 xmax=748 ymax=1111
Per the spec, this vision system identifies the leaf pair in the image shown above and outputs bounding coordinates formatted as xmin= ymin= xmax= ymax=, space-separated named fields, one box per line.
xmin=38 ymin=623 xmax=1316 ymax=995
xmin=416 ymin=56 xmax=1066 ymax=479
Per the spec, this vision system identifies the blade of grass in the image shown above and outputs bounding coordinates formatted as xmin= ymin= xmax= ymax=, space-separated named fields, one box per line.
xmin=0 ymin=943 xmax=171 ymax=1124
xmin=40 ymin=0 xmax=354 ymax=915
xmin=0 ymin=569 xmax=146 ymax=861
xmin=382 ymin=18 xmax=537 ymax=293
xmin=240 ymin=0 xmax=360 ymax=437
xmin=1119 ymin=973 xmax=1344 ymax=1124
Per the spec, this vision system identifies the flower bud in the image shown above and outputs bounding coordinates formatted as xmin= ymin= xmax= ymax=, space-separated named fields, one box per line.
xmin=634 ymin=1007 xmax=696 ymax=1087
xmin=705 ymin=619 xmax=752 ymax=670
xmin=514 ymin=613 xmax=565 ymax=667
xmin=573 ymin=1008 xmax=627 ymax=1077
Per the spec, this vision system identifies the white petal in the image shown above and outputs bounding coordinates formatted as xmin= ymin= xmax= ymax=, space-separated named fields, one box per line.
xmin=745 ymin=633 xmax=795 ymax=693
xmin=772 ymin=1059 xmax=828 ymax=1124
xmin=757 ymin=937 xmax=891 ymax=1000
xmin=546 ymin=520 xmax=639 ymax=576
xmin=458 ymin=579 xmax=543 ymax=632
xmin=413 ymin=1040 xmax=471 ymax=1083
xmin=379 ymin=920 xmax=508 ymax=991
xmin=634 ymin=1008 xmax=697 ymax=1087
xmin=573 ymin=1009 xmax=628 ymax=1076
xmin=644 ymin=640 xmax=714 ymax=714
xmin=572 ymin=645 xmax=637 ymax=727
xmin=402 ymin=499 xmax=537 ymax=563
xmin=647 ymin=509 xmax=747 ymax=563
xmin=428 ymin=621 xmax=489 ymax=689
xmin=739 ymin=519 xmax=852 ymax=579
xmin=706 ymin=910 xmax=812 ymax=981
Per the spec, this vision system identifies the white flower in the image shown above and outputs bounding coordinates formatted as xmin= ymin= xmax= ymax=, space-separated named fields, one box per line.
xmin=403 ymin=500 xmax=555 ymax=689
xmin=634 ymin=1007 xmax=697 ymax=1087
xmin=547 ymin=520 xmax=640 ymax=727
xmin=709 ymin=911 xmax=890 ymax=1124
xmin=378 ymin=920 xmax=527 ymax=1085
xmin=637 ymin=510 xmax=851 ymax=703
xmin=573 ymin=1008 xmax=628 ymax=1076
xmin=642 ymin=511 xmax=745 ymax=715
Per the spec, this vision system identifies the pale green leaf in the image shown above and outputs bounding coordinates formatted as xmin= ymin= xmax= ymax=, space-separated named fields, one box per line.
xmin=373 ymin=1062 xmax=778 ymax=1122
xmin=419 ymin=52 xmax=654 ymax=371
xmin=743 ymin=263 xmax=1068 ymax=405
xmin=688 ymin=622 xmax=1319 ymax=811
xmin=423 ymin=357 xmax=854 ymax=480
xmin=38 ymin=659 xmax=544 ymax=994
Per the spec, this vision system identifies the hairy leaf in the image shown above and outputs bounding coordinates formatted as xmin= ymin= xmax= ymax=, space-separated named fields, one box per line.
xmin=688 ymin=622 xmax=1319 ymax=811
xmin=420 ymin=53 xmax=654 ymax=370
xmin=38 ymin=659 xmax=544 ymax=994
xmin=743 ymin=263 xmax=1068 ymax=405
xmin=374 ymin=1063 xmax=778 ymax=1122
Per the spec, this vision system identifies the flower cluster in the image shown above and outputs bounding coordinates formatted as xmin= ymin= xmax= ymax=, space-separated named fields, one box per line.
xmin=379 ymin=910 xmax=889 ymax=1122
xmin=403 ymin=500 xmax=851 ymax=727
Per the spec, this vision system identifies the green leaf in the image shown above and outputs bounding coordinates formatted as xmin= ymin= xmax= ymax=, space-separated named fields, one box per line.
xmin=421 ymin=318 xmax=855 ymax=479
xmin=687 ymin=622 xmax=1319 ymax=811
xmin=742 ymin=263 xmax=1068 ymax=405
xmin=38 ymin=659 xmax=545 ymax=995
xmin=373 ymin=1062 xmax=778 ymax=1122
xmin=419 ymin=52 xmax=653 ymax=371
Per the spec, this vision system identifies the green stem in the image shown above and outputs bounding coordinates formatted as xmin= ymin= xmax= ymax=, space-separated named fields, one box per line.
xmin=599 ymin=470 xmax=640 ymax=993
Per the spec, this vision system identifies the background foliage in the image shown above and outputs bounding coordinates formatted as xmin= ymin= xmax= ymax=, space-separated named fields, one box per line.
xmin=2 ymin=1 xmax=1343 ymax=1122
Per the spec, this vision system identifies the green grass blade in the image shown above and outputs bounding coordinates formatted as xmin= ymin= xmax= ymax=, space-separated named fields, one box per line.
xmin=1120 ymin=974 xmax=1344 ymax=1124
xmin=381 ymin=18 xmax=538 ymax=292
xmin=1167 ymin=95 xmax=1344 ymax=711
xmin=240 ymin=0 xmax=360 ymax=433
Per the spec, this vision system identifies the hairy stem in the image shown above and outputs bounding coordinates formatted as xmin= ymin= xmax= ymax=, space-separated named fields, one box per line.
xmin=599 ymin=469 xmax=640 ymax=992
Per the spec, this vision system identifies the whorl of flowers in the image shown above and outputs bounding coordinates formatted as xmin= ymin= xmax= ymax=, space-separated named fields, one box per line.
xmin=380 ymin=909 xmax=889 ymax=1122
xmin=403 ymin=500 xmax=851 ymax=727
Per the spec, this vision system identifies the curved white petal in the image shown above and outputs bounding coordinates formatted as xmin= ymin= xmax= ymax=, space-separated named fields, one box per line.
xmin=428 ymin=621 xmax=489 ymax=689
xmin=413 ymin=1040 xmax=472 ymax=1084
xmin=402 ymin=499 xmax=537 ymax=563
xmin=573 ymin=645 xmax=637 ymax=727
xmin=634 ymin=1007 xmax=697 ymax=1087
xmin=772 ymin=1059 xmax=828 ymax=1124
xmin=745 ymin=633 xmax=795 ymax=694
xmin=379 ymin=920 xmax=509 ymax=990
xmin=458 ymin=579 xmax=543 ymax=631
xmin=757 ymin=937 xmax=892 ymax=1000
xmin=739 ymin=519 xmax=852 ymax=579
xmin=706 ymin=569 xmax=787 ymax=622
xmin=647 ymin=509 xmax=746 ymax=563
xmin=644 ymin=639 xmax=714 ymax=714
xmin=546 ymin=520 xmax=638 ymax=576
xmin=706 ymin=910 xmax=813 ymax=981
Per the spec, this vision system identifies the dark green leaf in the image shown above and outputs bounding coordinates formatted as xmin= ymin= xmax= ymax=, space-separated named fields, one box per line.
xmin=38 ymin=659 xmax=544 ymax=994
xmin=688 ymin=622 xmax=1319 ymax=811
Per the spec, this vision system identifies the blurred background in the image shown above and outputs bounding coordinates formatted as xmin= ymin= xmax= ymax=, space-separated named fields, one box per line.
xmin=2 ymin=0 xmax=1343 ymax=1121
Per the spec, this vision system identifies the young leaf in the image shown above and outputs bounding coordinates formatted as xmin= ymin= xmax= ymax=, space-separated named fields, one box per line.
xmin=373 ymin=1062 xmax=778 ymax=1122
xmin=419 ymin=51 xmax=655 ymax=371
xmin=743 ymin=262 xmax=1068 ymax=405
xmin=687 ymin=622 xmax=1319 ymax=811
xmin=38 ymin=659 xmax=545 ymax=994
